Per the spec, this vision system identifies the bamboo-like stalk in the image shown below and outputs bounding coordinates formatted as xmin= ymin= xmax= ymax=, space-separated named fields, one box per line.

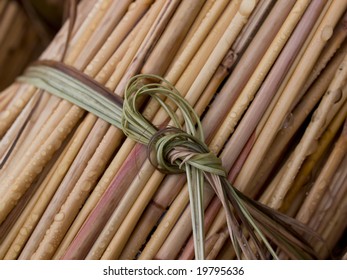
xmin=52 ymin=21 xmax=149 ymax=259
xmin=63 ymin=0 xmax=114 ymax=65
xmin=267 ymin=54 xmax=347 ymax=210
xmin=235 ymin=0 xmax=347 ymax=191
xmin=178 ymin=0 xmax=324 ymax=244
xmin=0 ymin=93 xmax=61 ymax=184
xmin=113 ymin=0 xmax=181 ymax=96
xmin=296 ymin=118 xmax=347 ymax=225
xmin=104 ymin=3 xmax=254 ymax=260
xmin=228 ymin=0 xmax=333 ymax=185
xmin=26 ymin=0 xmax=170 ymax=260
xmin=154 ymin=185 xmax=215 ymax=260
xmin=202 ymin=0 xmax=296 ymax=142
xmin=280 ymin=100 xmax=347 ymax=214
xmin=316 ymin=191 xmax=347 ymax=258
xmin=263 ymin=74 xmax=347 ymax=210
xmin=92 ymin=33 xmax=237 ymax=260
xmin=0 ymin=126 xmax=60 ymax=238
xmin=142 ymin=0 xmax=206 ymax=76
xmin=0 ymin=84 xmax=19 ymax=115
xmin=73 ymin=0 xmax=134 ymax=70
xmin=138 ymin=185 xmax=190 ymax=259
xmin=96 ymin=164 xmax=160 ymax=259
xmin=219 ymin=0 xmax=326 ymax=172
xmin=142 ymin=0 xmax=241 ymax=122
xmin=0 ymin=0 xmax=123 ymax=258
xmin=295 ymin=11 xmax=347 ymax=106
xmin=0 ymin=92 xmax=59 ymax=177
xmin=216 ymin=237 xmax=235 ymax=260
xmin=206 ymin=228 xmax=229 ymax=260
xmin=203 ymin=43 xmax=342 ymax=253
xmin=311 ymin=156 xmax=347 ymax=257
xmin=1 ymin=112 xmax=96 ymax=258
xmin=118 ymin=174 xmax=185 ymax=259
xmin=103 ymin=0 xmax=169 ymax=91
xmin=0 ymin=85 xmax=37 ymax=138
xmin=309 ymin=152 xmax=347 ymax=235
xmin=230 ymin=0 xmax=276 ymax=58
xmin=0 ymin=91 xmax=41 ymax=165
xmin=171 ymin=0 xmax=217 ymax=60
xmin=85 ymin=1 xmax=150 ymax=79
xmin=94 ymin=16 xmax=145 ymax=85
xmin=194 ymin=0 xmax=276 ymax=117
xmin=1 ymin=117 xmax=89 ymax=259
xmin=181 ymin=0 xmax=259 ymax=119
xmin=245 ymin=43 xmax=346 ymax=199
xmin=0 ymin=104 xmax=85 ymax=224
xmin=209 ymin=0 xmax=312 ymax=156
xmin=29 ymin=119 xmax=110 ymax=259
xmin=235 ymin=0 xmax=333 ymax=186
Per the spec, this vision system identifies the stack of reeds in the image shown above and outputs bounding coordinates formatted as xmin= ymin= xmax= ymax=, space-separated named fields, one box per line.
xmin=0 ymin=0 xmax=346 ymax=260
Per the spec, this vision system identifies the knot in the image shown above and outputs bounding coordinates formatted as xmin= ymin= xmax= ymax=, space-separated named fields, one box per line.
xmin=148 ymin=127 xmax=227 ymax=177
xmin=19 ymin=68 xmax=319 ymax=260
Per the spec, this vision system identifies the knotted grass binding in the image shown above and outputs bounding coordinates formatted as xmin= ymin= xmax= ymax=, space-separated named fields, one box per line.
xmin=18 ymin=61 xmax=318 ymax=260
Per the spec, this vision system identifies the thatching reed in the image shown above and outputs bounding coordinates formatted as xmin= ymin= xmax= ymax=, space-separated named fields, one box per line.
xmin=0 ymin=0 xmax=346 ymax=260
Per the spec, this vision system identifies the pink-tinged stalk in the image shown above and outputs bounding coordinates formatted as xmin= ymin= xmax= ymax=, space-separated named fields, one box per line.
xmin=220 ymin=0 xmax=327 ymax=175
xmin=202 ymin=0 xmax=295 ymax=143
xmin=62 ymin=143 xmax=147 ymax=259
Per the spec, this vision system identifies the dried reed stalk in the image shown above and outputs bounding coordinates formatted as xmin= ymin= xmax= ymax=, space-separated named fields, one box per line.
xmin=154 ymin=185 xmax=215 ymax=260
xmin=210 ymin=0 xmax=313 ymax=156
xmin=267 ymin=53 xmax=347 ymax=210
xmin=280 ymin=98 xmax=347 ymax=214
xmin=202 ymin=0 xmax=297 ymax=143
xmin=310 ymin=155 xmax=347 ymax=257
xmin=296 ymin=118 xmax=347 ymax=225
xmin=219 ymin=0 xmax=326 ymax=173
xmin=235 ymin=0 xmax=347 ymax=191
xmin=1 ymin=117 xmax=90 ymax=259
xmin=249 ymin=44 xmax=347 ymax=199
xmin=227 ymin=0 xmax=333 ymax=188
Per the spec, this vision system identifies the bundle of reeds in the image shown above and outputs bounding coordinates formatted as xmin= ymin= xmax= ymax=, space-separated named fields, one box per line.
xmin=0 ymin=0 xmax=346 ymax=260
